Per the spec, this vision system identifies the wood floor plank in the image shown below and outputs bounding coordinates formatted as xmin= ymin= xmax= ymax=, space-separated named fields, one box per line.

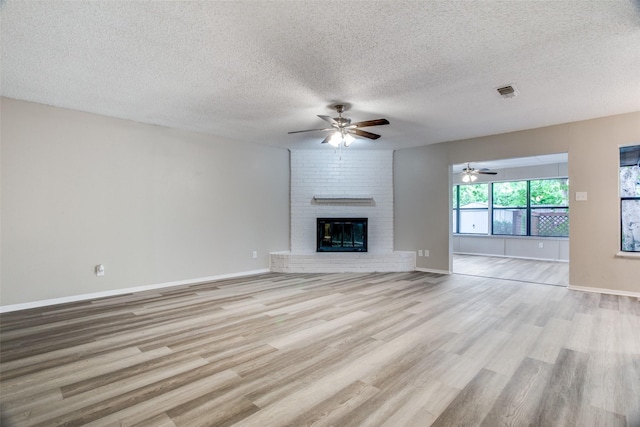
xmin=430 ymin=368 xmax=509 ymax=427
xmin=284 ymin=380 xmax=380 ymax=427
xmin=7 ymin=355 xmax=210 ymax=426
xmin=133 ymin=413 xmax=179 ymax=427
xmin=1 ymin=347 xmax=170 ymax=405
xmin=81 ymin=370 xmax=242 ymax=427
xmin=484 ymin=323 xmax=542 ymax=376
xmin=532 ymin=348 xmax=590 ymax=427
xmin=1 ymin=267 xmax=638 ymax=426
xmin=481 ymin=357 xmax=554 ymax=426
xmin=379 ymin=379 xmax=458 ymax=427
xmin=528 ymin=316 xmax=572 ymax=363
xmin=576 ymin=405 xmax=628 ymax=427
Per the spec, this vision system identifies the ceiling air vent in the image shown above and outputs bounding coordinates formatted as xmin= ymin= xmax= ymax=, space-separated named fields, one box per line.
xmin=496 ymin=84 xmax=518 ymax=98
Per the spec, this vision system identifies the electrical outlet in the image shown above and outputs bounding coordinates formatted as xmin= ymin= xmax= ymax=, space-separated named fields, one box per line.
xmin=538 ymin=242 xmax=544 ymax=249
xmin=575 ymin=191 xmax=588 ymax=201
xmin=424 ymin=250 xmax=430 ymax=257
xmin=252 ymin=251 xmax=257 ymax=259
xmin=418 ymin=250 xmax=423 ymax=257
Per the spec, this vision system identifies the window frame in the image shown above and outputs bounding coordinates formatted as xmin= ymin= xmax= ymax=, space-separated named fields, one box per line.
xmin=491 ymin=180 xmax=529 ymax=236
xmin=619 ymin=144 xmax=640 ymax=253
xmin=452 ymin=183 xmax=489 ymax=235
xmin=452 ymin=177 xmax=569 ymax=238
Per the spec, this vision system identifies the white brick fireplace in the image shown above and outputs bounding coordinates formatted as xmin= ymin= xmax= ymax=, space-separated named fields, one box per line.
xmin=270 ymin=149 xmax=415 ymax=273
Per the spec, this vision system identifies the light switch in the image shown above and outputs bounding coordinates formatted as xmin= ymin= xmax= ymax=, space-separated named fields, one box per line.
xmin=95 ymin=264 xmax=105 ymax=276
xmin=575 ymin=191 xmax=588 ymax=201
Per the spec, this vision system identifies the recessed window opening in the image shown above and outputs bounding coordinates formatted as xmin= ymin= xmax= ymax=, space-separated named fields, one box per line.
xmin=453 ymin=178 xmax=569 ymax=238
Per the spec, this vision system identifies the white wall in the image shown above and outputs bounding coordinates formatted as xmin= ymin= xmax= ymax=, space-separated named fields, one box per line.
xmin=290 ymin=149 xmax=394 ymax=254
xmin=395 ymin=111 xmax=640 ymax=294
xmin=1 ymin=98 xmax=290 ymax=306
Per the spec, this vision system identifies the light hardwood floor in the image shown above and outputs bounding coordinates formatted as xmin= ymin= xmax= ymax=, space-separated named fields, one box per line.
xmin=453 ymin=254 xmax=570 ymax=287
xmin=1 ymin=271 xmax=638 ymax=426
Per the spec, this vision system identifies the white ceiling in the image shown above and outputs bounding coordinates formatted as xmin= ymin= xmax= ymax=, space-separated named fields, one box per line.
xmin=2 ymin=1 xmax=639 ymax=151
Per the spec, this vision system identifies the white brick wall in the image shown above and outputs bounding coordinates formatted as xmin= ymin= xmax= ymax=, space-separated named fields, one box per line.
xmin=271 ymin=148 xmax=413 ymax=273
xmin=290 ymin=149 xmax=394 ymax=253
xmin=270 ymin=251 xmax=416 ymax=273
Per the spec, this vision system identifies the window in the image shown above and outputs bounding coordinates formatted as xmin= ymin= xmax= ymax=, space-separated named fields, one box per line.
xmin=620 ymin=145 xmax=640 ymax=252
xmin=453 ymin=178 xmax=569 ymax=237
xmin=530 ymin=179 xmax=569 ymax=237
xmin=453 ymin=183 xmax=488 ymax=234
xmin=452 ymin=186 xmax=457 ymax=233
xmin=493 ymin=181 xmax=527 ymax=235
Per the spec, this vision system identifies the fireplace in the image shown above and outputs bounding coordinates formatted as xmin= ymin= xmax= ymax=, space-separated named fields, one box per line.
xmin=317 ymin=218 xmax=368 ymax=252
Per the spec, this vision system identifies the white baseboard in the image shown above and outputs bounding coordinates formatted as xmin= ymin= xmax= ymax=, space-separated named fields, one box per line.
xmin=415 ymin=267 xmax=452 ymax=275
xmin=568 ymin=285 xmax=640 ymax=299
xmin=0 ymin=269 xmax=271 ymax=313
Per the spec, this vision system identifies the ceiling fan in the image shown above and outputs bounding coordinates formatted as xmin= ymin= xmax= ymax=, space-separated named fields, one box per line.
xmin=288 ymin=104 xmax=389 ymax=147
xmin=460 ymin=163 xmax=497 ymax=182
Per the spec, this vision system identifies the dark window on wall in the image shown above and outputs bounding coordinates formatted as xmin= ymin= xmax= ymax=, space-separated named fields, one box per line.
xmin=620 ymin=145 xmax=640 ymax=252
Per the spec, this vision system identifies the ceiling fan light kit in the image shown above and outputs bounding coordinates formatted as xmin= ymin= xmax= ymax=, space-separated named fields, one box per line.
xmin=288 ymin=104 xmax=389 ymax=148
xmin=462 ymin=172 xmax=478 ymax=183
xmin=328 ymin=130 xmax=355 ymax=148
xmin=460 ymin=163 xmax=498 ymax=183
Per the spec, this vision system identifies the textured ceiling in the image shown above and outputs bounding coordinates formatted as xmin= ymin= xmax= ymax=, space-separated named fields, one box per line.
xmin=2 ymin=1 xmax=640 ymax=150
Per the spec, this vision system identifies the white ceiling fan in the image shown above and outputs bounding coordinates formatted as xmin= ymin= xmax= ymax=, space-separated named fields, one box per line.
xmin=288 ymin=104 xmax=389 ymax=148
xmin=460 ymin=163 xmax=497 ymax=182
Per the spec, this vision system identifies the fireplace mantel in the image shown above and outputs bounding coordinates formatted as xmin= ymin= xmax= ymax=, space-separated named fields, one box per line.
xmin=312 ymin=195 xmax=374 ymax=205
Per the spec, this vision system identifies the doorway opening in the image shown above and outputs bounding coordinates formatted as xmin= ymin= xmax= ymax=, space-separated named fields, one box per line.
xmin=451 ymin=154 xmax=569 ymax=286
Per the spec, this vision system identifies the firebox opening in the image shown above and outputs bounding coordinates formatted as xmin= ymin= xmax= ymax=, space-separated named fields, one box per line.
xmin=317 ymin=218 xmax=368 ymax=252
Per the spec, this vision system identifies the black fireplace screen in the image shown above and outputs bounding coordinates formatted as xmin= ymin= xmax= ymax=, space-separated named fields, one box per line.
xmin=317 ymin=218 xmax=368 ymax=252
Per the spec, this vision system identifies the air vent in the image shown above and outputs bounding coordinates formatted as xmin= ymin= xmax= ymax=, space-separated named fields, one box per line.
xmin=496 ymin=84 xmax=518 ymax=98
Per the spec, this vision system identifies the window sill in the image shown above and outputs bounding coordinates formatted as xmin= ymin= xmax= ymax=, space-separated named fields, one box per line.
xmin=615 ymin=251 xmax=640 ymax=259
xmin=453 ymin=234 xmax=569 ymax=241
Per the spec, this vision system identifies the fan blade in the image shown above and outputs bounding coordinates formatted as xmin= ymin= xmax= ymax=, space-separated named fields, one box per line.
xmin=349 ymin=128 xmax=381 ymax=140
xmin=477 ymin=170 xmax=498 ymax=175
xmin=288 ymin=128 xmax=333 ymax=134
xmin=352 ymin=118 xmax=389 ymax=128
xmin=317 ymin=115 xmax=338 ymax=125
xmin=320 ymin=134 xmax=332 ymax=144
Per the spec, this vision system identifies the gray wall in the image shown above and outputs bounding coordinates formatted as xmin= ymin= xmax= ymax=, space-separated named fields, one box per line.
xmin=3 ymin=98 xmax=638 ymax=305
xmin=394 ymin=143 xmax=451 ymax=272
xmin=1 ymin=98 xmax=290 ymax=306
xmin=395 ymin=112 xmax=640 ymax=294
